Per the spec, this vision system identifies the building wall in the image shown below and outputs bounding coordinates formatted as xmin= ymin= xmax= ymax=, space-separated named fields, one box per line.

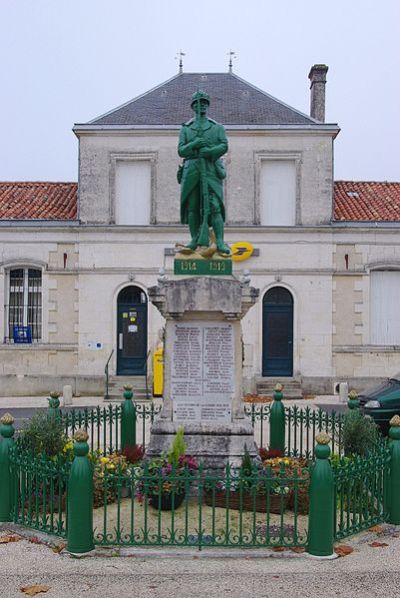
xmin=1 ymin=224 xmax=400 ymax=396
xmin=78 ymin=130 xmax=334 ymax=227
xmin=332 ymin=230 xmax=400 ymax=383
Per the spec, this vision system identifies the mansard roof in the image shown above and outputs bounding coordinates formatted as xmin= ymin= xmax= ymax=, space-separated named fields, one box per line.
xmin=84 ymin=72 xmax=321 ymax=127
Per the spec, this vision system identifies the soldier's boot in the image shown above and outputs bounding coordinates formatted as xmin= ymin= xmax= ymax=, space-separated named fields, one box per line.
xmin=211 ymin=213 xmax=230 ymax=255
xmin=186 ymin=212 xmax=200 ymax=250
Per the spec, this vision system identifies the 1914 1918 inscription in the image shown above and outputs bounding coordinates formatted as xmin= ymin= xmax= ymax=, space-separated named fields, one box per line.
xmin=171 ymin=322 xmax=234 ymax=422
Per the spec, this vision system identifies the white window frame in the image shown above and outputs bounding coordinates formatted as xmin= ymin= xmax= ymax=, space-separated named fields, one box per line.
xmin=4 ymin=266 xmax=43 ymax=343
xmin=110 ymin=152 xmax=157 ymax=225
xmin=254 ymin=151 xmax=302 ymax=225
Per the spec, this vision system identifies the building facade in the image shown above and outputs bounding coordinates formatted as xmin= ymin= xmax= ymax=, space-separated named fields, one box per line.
xmin=1 ymin=66 xmax=400 ymax=396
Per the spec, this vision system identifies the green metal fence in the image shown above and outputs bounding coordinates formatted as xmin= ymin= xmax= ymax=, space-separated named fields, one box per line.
xmin=92 ymin=462 xmax=309 ymax=548
xmin=333 ymin=442 xmax=390 ymax=540
xmin=60 ymin=402 xmax=344 ymax=458
xmin=2 ymin=402 xmax=400 ymax=554
xmin=11 ymin=447 xmax=70 ymax=538
xmin=245 ymin=404 xmax=344 ymax=458
xmin=62 ymin=403 xmax=160 ymax=455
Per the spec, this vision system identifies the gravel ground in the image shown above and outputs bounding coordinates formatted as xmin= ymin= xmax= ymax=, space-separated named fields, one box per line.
xmin=1 ymin=523 xmax=399 ymax=598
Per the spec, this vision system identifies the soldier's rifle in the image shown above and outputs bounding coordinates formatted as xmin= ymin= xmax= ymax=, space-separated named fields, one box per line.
xmin=196 ymin=97 xmax=211 ymax=247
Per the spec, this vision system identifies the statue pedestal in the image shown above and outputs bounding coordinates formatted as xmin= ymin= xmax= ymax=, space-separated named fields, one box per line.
xmin=147 ymin=277 xmax=259 ymax=468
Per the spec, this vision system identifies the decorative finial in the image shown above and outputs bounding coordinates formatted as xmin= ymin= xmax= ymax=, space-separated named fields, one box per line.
xmin=74 ymin=429 xmax=89 ymax=443
xmin=175 ymin=50 xmax=185 ymax=74
xmin=158 ymin=267 xmax=168 ymax=284
xmin=228 ymin=50 xmax=236 ymax=73
xmin=239 ymin=269 xmax=251 ymax=286
xmin=0 ymin=413 xmax=14 ymax=426
xmin=390 ymin=415 xmax=400 ymax=427
xmin=316 ymin=432 xmax=331 ymax=445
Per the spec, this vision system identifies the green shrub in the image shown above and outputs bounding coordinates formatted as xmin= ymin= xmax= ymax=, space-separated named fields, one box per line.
xmin=342 ymin=410 xmax=380 ymax=456
xmin=167 ymin=427 xmax=186 ymax=466
xmin=240 ymin=445 xmax=255 ymax=477
xmin=19 ymin=411 xmax=66 ymax=457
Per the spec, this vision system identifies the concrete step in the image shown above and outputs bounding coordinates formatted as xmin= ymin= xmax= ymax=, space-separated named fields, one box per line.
xmin=105 ymin=376 xmax=151 ymax=400
xmin=256 ymin=378 xmax=303 ymax=400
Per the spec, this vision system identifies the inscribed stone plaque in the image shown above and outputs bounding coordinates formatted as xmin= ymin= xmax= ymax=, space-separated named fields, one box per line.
xmin=171 ymin=322 xmax=234 ymax=422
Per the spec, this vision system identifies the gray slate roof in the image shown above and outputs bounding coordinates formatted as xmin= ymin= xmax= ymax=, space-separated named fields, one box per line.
xmin=88 ymin=72 xmax=318 ymax=126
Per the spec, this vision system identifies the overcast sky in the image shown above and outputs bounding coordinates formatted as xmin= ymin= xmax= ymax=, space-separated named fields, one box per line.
xmin=1 ymin=0 xmax=399 ymax=182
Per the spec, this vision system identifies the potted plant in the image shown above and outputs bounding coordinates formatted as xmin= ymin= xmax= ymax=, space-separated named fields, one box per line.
xmin=137 ymin=428 xmax=198 ymax=511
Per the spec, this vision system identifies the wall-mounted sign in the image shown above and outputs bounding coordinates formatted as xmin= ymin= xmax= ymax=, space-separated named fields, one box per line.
xmin=230 ymin=241 xmax=254 ymax=262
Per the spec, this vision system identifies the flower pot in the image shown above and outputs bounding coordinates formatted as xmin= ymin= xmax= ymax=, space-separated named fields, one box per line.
xmin=204 ymin=490 xmax=288 ymax=514
xmin=148 ymin=491 xmax=185 ymax=511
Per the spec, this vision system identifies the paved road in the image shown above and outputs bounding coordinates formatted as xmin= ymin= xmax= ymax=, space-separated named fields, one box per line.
xmin=0 ymin=407 xmax=81 ymax=431
xmin=0 ymin=523 xmax=400 ymax=597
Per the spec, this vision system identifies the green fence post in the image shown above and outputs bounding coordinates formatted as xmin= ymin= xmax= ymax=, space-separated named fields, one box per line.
xmin=67 ymin=429 xmax=94 ymax=554
xmin=308 ymin=432 xmax=335 ymax=557
xmin=269 ymin=383 xmax=285 ymax=453
xmin=347 ymin=390 xmax=359 ymax=411
xmin=48 ymin=391 xmax=61 ymax=420
xmin=121 ymin=384 xmax=136 ymax=451
xmin=388 ymin=415 xmax=400 ymax=525
xmin=0 ymin=413 xmax=15 ymax=521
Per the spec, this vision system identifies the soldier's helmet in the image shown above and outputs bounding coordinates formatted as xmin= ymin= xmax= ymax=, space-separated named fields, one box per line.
xmin=191 ymin=90 xmax=210 ymax=107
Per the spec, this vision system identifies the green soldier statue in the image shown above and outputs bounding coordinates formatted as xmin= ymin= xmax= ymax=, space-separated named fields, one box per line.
xmin=178 ymin=90 xmax=230 ymax=255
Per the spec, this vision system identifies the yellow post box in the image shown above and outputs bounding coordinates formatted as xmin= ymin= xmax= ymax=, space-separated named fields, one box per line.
xmin=153 ymin=345 xmax=164 ymax=397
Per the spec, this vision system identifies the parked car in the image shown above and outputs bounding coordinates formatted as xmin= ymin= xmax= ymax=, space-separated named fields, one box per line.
xmin=359 ymin=372 xmax=400 ymax=434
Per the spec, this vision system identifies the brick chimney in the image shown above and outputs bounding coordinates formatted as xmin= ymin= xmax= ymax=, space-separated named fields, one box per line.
xmin=308 ymin=64 xmax=328 ymax=122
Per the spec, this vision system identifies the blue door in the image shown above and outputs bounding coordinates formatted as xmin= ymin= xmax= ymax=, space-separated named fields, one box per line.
xmin=262 ymin=287 xmax=293 ymax=377
xmin=117 ymin=286 xmax=147 ymax=375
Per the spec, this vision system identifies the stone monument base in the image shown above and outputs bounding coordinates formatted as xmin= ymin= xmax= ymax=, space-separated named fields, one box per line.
xmin=147 ymin=276 xmax=260 ymax=470
xmin=146 ymin=419 xmax=258 ymax=469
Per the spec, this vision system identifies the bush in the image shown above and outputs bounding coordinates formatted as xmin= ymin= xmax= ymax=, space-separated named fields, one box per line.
xmin=19 ymin=411 xmax=66 ymax=457
xmin=343 ymin=409 xmax=380 ymax=456
xmin=167 ymin=427 xmax=186 ymax=466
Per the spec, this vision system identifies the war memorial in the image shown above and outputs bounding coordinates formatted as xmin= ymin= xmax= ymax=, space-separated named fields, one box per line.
xmin=0 ymin=87 xmax=399 ymax=560
xmin=147 ymin=90 xmax=259 ymax=466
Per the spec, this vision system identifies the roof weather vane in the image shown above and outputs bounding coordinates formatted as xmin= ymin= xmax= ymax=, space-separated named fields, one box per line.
xmin=228 ymin=50 xmax=237 ymax=73
xmin=175 ymin=50 xmax=186 ymax=74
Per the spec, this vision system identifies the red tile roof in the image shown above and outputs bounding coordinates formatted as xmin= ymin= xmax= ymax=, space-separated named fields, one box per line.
xmin=334 ymin=181 xmax=400 ymax=221
xmin=0 ymin=180 xmax=399 ymax=223
xmin=0 ymin=182 xmax=77 ymax=220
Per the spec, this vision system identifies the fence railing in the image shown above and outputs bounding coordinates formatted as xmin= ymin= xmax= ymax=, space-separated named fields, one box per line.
xmin=62 ymin=403 xmax=160 ymax=455
xmin=60 ymin=402 xmax=344 ymax=459
xmin=2 ymin=399 xmax=400 ymax=556
xmin=92 ymin=463 xmax=309 ymax=548
xmin=333 ymin=442 xmax=391 ymax=540
xmin=11 ymin=448 xmax=70 ymax=538
xmin=244 ymin=404 xmax=345 ymax=459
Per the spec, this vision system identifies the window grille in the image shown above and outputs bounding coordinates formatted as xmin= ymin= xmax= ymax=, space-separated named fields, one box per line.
xmin=5 ymin=268 xmax=42 ymax=342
